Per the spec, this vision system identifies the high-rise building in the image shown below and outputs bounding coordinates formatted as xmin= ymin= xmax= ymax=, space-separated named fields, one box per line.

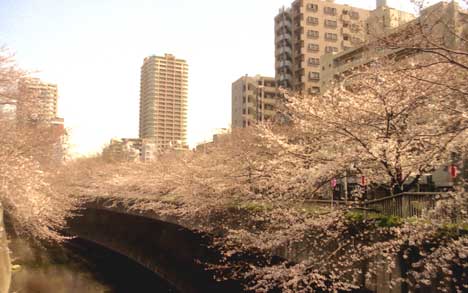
xmin=139 ymin=54 xmax=188 ymax=151
xmin=13 ymin=78 xmax=66 ymax=164
xmin=275 ymin=0 xmax=370 ymax=95
xmin=275 ymin=0 xmax=414 ymax=95
xmin=232 ymin=75 xmax=277 ymax=128
xmin=17 ymin=78 xmax=58 ymax=122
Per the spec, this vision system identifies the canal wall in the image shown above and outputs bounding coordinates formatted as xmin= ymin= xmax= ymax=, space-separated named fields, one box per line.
xmin=69 ymin=198 xmax=436 ymax=293
xmin=68 ymin=204 xmax=244 ymax=293
xmin=0 ymin=205 xmax=11 ymax=293
xmin=70 ymin=199 xmax=408 ymax=293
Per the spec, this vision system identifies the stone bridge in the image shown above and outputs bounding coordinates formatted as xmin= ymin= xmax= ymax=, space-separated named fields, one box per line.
xmin=67 ymin=199 xmax=244 ymax=293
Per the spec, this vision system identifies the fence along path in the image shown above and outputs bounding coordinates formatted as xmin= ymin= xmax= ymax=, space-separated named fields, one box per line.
xmin=361 ymin=192 xmax=440 ymax=218
xmin=306 ymin=192 xmax=444 ymax=218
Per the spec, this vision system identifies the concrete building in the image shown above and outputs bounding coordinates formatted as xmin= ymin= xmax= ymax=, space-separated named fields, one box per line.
xmin=103 ymin=138 xmax=142 ymax=162
xmin=195 ymin=128 xmax=230 ymax=152
xmin=141 ymin=139 xmax=157 ymax=161
xmin=14 ymin=79 xmax=67 ymax=164
xmin=49 ymin=117 xmax=67 ymax=164
xmin=275 ymin=0 xmax=371 ymax=95
xmin=366 ymin=0 xmax=415 ymax=38
xmin=102 ymin=137 xmax=166 ymax=162
xmin=17 ymin=78 xmax=58 ymax=122
xmin=275 ymin=0 xmax=414 ymax=95
xmin=139 ymin=54 xmax=188 ymax=151
xmin=319 ymin=1 xmax=467 ymax=92
xmin=231 ymin=75 xmax=277 ymax=128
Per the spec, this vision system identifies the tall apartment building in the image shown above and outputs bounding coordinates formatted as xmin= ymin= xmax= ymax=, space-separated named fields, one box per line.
xmin=232 ymin=75 xmax=277 ymax=128
xmin=275 ymin=0 xmax=414 ymax=95
xmin=13 ymin=78 xmax=66 ymax=164
xmin=17 ymin=78 xmax=58 ymax=122
xmin=275 ymin=0 xmax=370 ymax=94
xmin=139 ymin=54 xmax=188 ymax=151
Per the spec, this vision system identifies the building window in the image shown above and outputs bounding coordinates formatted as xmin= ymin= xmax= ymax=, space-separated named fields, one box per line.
xmin=307 ymin=43 xmax=319 ymax=52
xmin=342 ymin=9 xmax=348 ymax=15
xmin=350 ymin=11 xmax=359 ymax=19
xmin=308 ymin=87 xmax=320 ymax=94
xmin=324 ymin=19 xmax=337 ymax=28
xmin=324 ymin=7 xmax=336 ymax=15
xmin=308 ymin=72 xmax=320 ymax=81
xmin=325 ymin=46 xmax=338 ymax=53
xmin=351 ymin=37 xmax=362 ymax=44
xmin=325 ymin=32 xmax=338 ymax=41
xmin=350 ymin=23 xmax=360 ymax=32
xmin=306 ymin=3 xmax=318 ymax=12
xmin=307 ymin=30 xmax=319 ymax=39
xmin=308 ymin=58 xmax=320 ymax=66
xmin=306 ymin=16 xmax=319 ymax=25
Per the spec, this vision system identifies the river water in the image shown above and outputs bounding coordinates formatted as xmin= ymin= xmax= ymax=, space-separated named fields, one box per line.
xmin=9 ymin=238 xmax=179 ymax=293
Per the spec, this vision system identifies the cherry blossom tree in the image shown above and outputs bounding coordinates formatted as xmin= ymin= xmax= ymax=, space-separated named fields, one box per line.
xmin=261 ymin=55 xmax=467 ymax=195
xmin=0 ymin=48 xmax=76 ymax=242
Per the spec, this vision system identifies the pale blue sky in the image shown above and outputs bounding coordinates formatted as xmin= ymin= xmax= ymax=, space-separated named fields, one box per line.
xmin=0 ymin=0 xmax=426 ymax=155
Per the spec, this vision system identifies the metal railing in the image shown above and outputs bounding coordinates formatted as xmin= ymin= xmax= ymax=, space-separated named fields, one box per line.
xmin=306 ymin=192 xmax=444 ymax=218
xmin=361 ymin=192 xmax=441 ymax=218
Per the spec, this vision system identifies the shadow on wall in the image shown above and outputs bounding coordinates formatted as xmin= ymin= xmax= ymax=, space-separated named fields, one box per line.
xmin=0 ymin=205 xmax=11 ymax=293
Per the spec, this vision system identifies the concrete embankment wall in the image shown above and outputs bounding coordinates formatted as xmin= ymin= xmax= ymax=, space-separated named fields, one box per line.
xmin=0 ymin=206 xmax=11 ymax=293
xmin=68 ymin=206 xmax=244 ymax=293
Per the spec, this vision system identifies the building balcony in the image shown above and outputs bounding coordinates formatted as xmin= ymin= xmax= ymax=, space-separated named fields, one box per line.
xmin=277 ymin=33 xmax=292 ymax=43
xmin=278 ymin=19 xmax=292 ymax=29
xmin=341 ymin=39 xmax=353 ymax=49
xmin=279 ymin=60 xmax=292 ymax=68
xmin=341 ymin=27 xmax=351 ymax=35
xmin=263 ymin=97 xmax=277 ymax=105
xmin=277 ymin=46 xmax=292 ymax=56
xmin=279 ymin=73 xmax=292 ymax=82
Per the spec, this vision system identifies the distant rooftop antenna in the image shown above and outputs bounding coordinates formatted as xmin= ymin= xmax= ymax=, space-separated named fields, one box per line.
xmin=376 ymin=0 xmax=387 ymax=8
